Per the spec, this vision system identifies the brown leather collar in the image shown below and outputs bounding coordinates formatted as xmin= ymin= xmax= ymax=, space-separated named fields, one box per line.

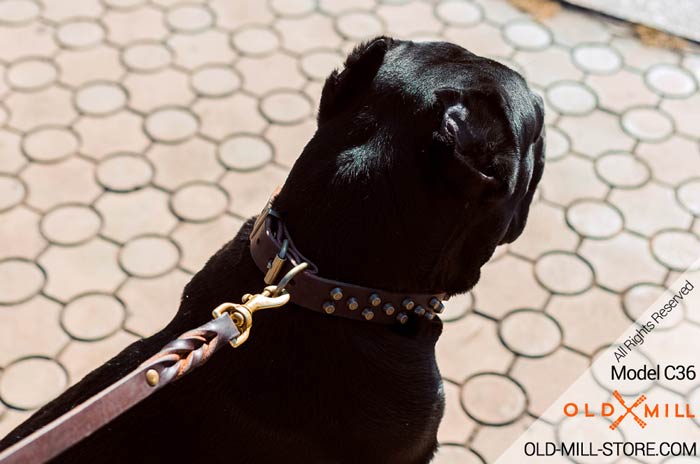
xmin=249 ymin=196 xmax=446 ymax=325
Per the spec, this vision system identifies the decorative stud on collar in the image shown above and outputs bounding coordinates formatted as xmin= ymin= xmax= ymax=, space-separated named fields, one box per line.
xmin=330 ymin=287 xmax=343 ymax=300
xmin=248 ymin=193 xmax=448 ymax=325
xmin=383 ymin=303 xmax=395 ymax=316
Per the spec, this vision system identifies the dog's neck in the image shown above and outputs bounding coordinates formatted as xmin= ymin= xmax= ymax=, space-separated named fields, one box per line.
xmin=271 ymin=186 xmax=487 ymax=302
xmin=249 ymin=204 xmax=446 ymax=325
xmin=273 ymin=194 xmax=457 ymax=294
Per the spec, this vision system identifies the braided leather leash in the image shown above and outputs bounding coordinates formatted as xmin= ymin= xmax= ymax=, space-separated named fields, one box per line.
xmin=0 ymin=316 xmax=239 ymax=464
xmin=0 ymin=264 xmax=307 ymax=464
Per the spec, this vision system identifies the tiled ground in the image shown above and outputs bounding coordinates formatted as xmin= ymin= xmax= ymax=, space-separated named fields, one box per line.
xmin=0 ymin=0 xmax=699 ymax=462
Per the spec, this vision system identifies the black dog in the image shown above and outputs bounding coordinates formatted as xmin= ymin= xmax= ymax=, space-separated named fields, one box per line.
xmin=0 ymin=37 xmax=544 ymax=463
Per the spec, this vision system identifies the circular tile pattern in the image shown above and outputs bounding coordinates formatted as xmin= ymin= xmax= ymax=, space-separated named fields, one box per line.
xmin=119 ymin=235 xmax=180 ymax=277
xmin=22 ymin=127 xmax=78 ymax=163
xmin=0 ymin=0 xmax=39 ymax=25
xmin=595 ymin=151 xmax=650 ymax=189
xmin=461 ymin=373 xmax=526 ymax=425
xmin=166 ymin=4 xmax=213 ymax=33
xmin=336 ymin=12 xmax=384 ymax=41
xmin=270 ymin=0 xmax=315 ymax=16
xmin=218 ymin=134 xmax=273 ymax=171
xmin=503 ymin=20 xmax=551 ymax=50
xmin=435 ymin=0 xmax=482 ymax=26
xmin=56 ymin=20 xmax=105 ymax=48
xmin=260 ymin=91 xmax=312 ymax=124
xmin=96 ymin=153 xmax=153 ymax=192
xmin=677 ymin=179 xmax=700 ymax=216
xmin=231 ymin=26 xmax=280 ymax=56
xmin=572 ymin=43 xmax=622 ymax=74
xmin=0 ymin=175 xmax=26 ymax=212
xmin=171 ymin=182 xmax=229 ymax=222
xmin=645 ymin=64 xmax=697 ymax=98
xmin=6 ymin=59 xmax=58 ymax=91
xmin=144 ymin=107 xmax=199 ymax=143
xmin=0 ymin=0 xmax=697 ymax=440
xmin=546 ymin=81 xmax=596 ymax=116
xmin=621 ymin=107 xmax=674 ymax=142
xmin=651 ymin=230 xmax=700 ymax=271
xmin=566 ymin=200 xmax=623 ymax=239
xmin=61 ymin=293 xmax=125 ymax=340
xmin=301 ymin=50 xmax=344 ymax=81
xmin=0 ymin=358 xmax=67 ymax=410
xmin=0 ymin=259 xmax=44 ymax=304
xmin=75 ymin=82 xmax=127 ymax=116
xmin=623 ymin=283 xmax=684 ymax=329
xmin=546 ymin=126 xmax=570 ymax=161
xmin=104 ymin=0 xmax=144 ymax=7
xmin=122 ymin=42 xmax=173 ymax=72
xmin=40 ymin=204 xmax=102 ymax=245
xmin=499 ymin=309 xmax=562 ymax=357
xmin=191 ymin=66 xmax=241 ymax=97
xmin=535 ymin=251 xmax=594 ymax=295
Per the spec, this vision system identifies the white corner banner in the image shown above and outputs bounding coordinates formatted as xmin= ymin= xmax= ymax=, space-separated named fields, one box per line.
xmin=496 ymin=262 xmax=700 ymax=463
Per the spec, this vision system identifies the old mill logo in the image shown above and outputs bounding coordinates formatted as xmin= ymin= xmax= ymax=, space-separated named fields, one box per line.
xmin=564 ymin=390 xmax=695 ymax=430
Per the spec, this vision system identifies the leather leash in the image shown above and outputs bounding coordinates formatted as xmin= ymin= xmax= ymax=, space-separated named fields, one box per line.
xmin=0 ymin=316 xmax=239 ymax=464
xmin=0 ymin=267 xmax=306 ymax=464
xmin=0 ymin=191 xmax=449 ymax=463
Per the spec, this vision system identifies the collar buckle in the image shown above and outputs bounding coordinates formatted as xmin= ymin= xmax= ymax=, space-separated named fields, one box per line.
xmin=264 ymin=239 xmax=288 ymax=284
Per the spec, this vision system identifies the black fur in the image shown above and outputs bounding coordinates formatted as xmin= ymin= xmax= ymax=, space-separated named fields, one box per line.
xmin=0 ymin=37 xmax=544 ymax=463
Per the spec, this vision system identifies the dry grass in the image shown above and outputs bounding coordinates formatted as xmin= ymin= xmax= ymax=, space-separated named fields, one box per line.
xmin=634 ymin=24 xmax=690 ymax=50
xmin=509 ymin=0 xmax=693 ymax=52
xmin=508 ymin=0 xmax=562 ymax=19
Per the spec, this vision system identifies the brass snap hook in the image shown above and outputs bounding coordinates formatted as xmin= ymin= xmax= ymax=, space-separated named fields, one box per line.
xmin=212 ymin=262 xmax=309 ymax=347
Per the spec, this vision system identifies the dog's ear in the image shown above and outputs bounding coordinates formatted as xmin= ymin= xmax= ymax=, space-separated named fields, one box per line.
xmin=434 ymin=87 xmax=503 ymax=199
xmin=318 ymin=36 xmax=392 ymax=123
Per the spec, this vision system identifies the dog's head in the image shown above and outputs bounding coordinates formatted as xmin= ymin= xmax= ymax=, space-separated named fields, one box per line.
xmin=276 ymin=37 xmax=545 ymax=295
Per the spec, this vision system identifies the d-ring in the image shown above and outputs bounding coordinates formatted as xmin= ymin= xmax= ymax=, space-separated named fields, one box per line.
xmin=273 ymin=262 xmax=308 ymax=296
